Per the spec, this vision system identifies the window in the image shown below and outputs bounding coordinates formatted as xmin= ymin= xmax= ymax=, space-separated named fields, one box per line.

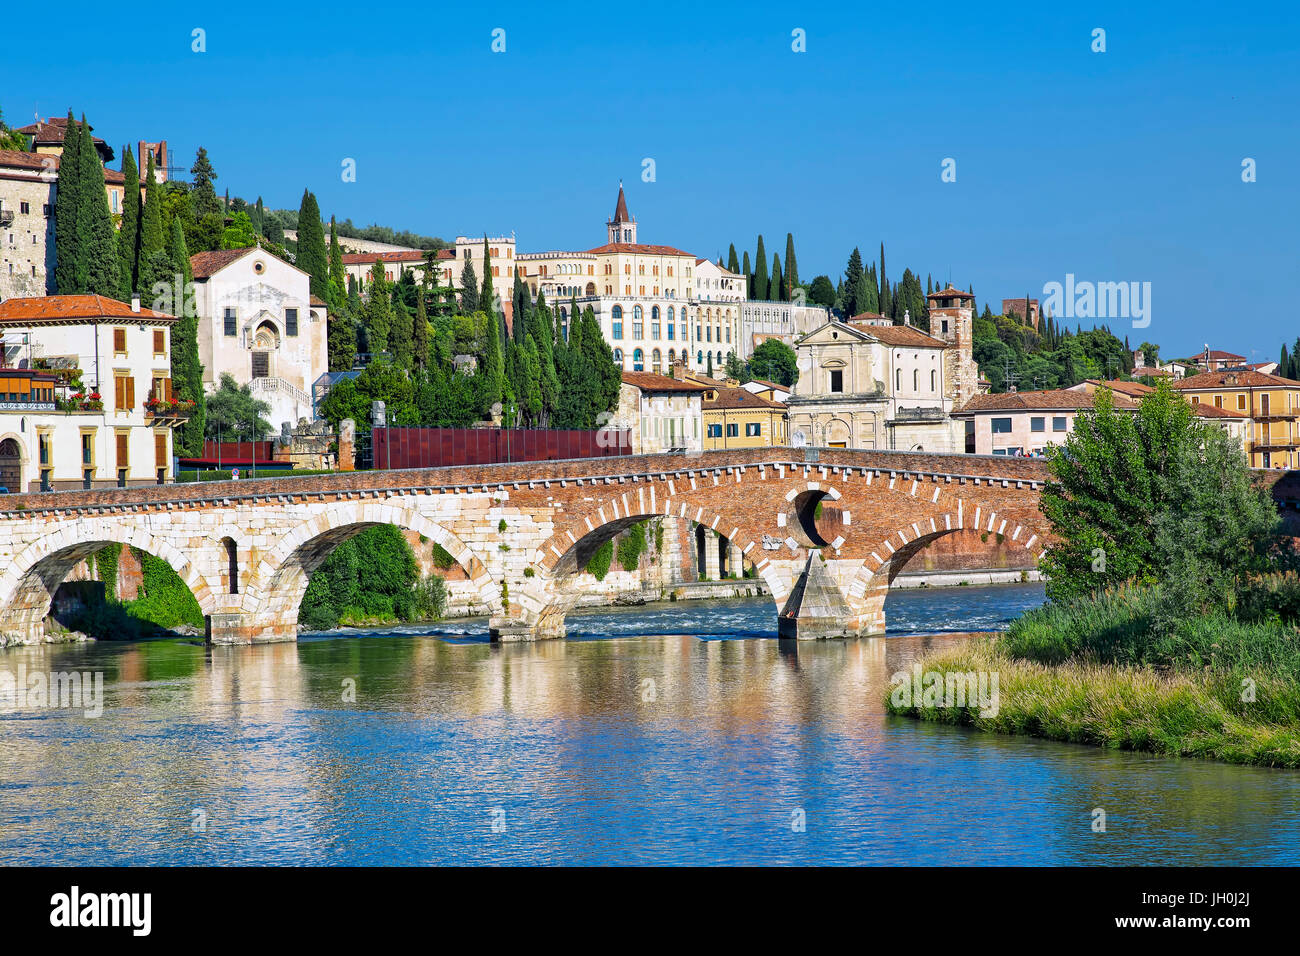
xmin=895 ymin=369 xmax=901 ymax=391
xmin=633 ymin=305 xmax=643 ymax=338
xmin=154 ymin=432 xmax=168 ymax=468
xmin=697 ymin=350 xmax=704 ymax=365
xmin=652 ymin=349 xmax=662 ymax=374
xmin=991 ymin=417 xmax=1013 ymax=434
xmin=113 ymin=328 xmax=127 ymax=355
xmin=114 ymin=374 xmax=135 ymax=411
xmin=611 ymin=305 xmax=623 ymax=340
xmin=931 ymin=370 xmax=937 ymax=390
xmin=19 ymin=201 xmax=29 ymax=214
xmin=81 ymin=431 xmax=95 ymax=466
xmin=1052 ymin=416 xmax=1067 ymax=431
xmin=285 ymin=308 xmax=299 ymax=336
xmin=726 ymin=423 xmax=739 ymax=437
xmin=829 ymin=370 xmax=843 ymax=393
xmin=633 ymin=348 xmax=644 ymax=372
xmin=224 ymin=308 xmax=237 ymax=336
xmin=913 ymin=369 xmax=919 ymax=391
xmin=746 ymin=422 xmax=761 ymax=437
xmin=707 ymin=424 xmax=723 ymax=438
xmin=1238 ymin=394 xmax=1247 ymax=410
xmin=1031 ymin=417 xmax=1045 ymax=432
xmin=613 ymin=348 xmax=624 ymax=366
xmin=115 ymin=431 xmax=129 ymax=485
xmin=1214 ymin=395 xmax=1223 ymax=408
xmin=153 ymin=330 xmax=165 ymax=355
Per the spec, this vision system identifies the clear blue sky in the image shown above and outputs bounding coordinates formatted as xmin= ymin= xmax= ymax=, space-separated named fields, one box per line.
xmin=7 ymin=0 xmax=1298 ymax=361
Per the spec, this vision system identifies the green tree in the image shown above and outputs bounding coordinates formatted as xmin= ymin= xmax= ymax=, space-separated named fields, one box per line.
xmin=328 ymin=217 xmax=346 ymax=308
xmin=753 ymin=235 xmax=768 ymax=300
xmin=412 ymin=286 xmax=430 ymax=370
xmin=362 ymin=260 xmax=393 ymax=354
xmin=190 ymin=147 xmax=221 ymax=220
xmin=0 ymin=108 xmax=28 ymax=150
xmin=296 ymin=189 xmax=329 ymax=301
xmin=118 ymin=146 xmax=141 ymax=298
xmin=842 ymin=247 xmax=864 ymax=317
xmin=53 ymin=111 xmax=84 ymax=294
xmin=727 ymin=244 xmax=740 ymax=275
xmin=459 ymin=257 xmax=479 ymax=313
xmin=76 ymin=118 xmax=121 ymax=298
xmin=168 ymin=217 xmax=206 ymax=456
xmin=220 ymin=210 xmax=257 ymax=249
xmin=1040 ymin=383 xmax=1279 ymax=610
xmin=808 ymin=275 xmax=835 ymax=308
xmin=136 ymin=152 xmax=167 ymax=296
xmin=770 ymin=253 xmax=783 ymax=304
xmin=747 ymin=338 xmax=799 ymax=386
xmin=204 ymin=373 xmax=272 ymax=440
xmin=784 ymin=233 xmax=798 ymax=299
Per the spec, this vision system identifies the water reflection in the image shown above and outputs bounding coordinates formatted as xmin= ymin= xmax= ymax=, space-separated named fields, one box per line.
xmin=0 ymin=586 xmax=1296 ymax=865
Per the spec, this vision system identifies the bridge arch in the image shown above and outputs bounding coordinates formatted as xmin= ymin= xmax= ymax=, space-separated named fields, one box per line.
xmin=509 ymin=491 xmax=796 ymax=640
xmin=0 ymin=519 xmax=219 ymax=642
xmin=240 ymin=500 xmax=500 ymax=637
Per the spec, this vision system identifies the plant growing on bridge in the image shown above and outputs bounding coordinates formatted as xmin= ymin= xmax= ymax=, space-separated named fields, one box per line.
xmin=585 ymin=539 xmax=614 ymax=581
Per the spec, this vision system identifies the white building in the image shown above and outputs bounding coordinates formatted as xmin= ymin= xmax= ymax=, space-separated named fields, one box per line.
xmin=189 ymin=247 xmax=327 ymax=431
xmin=0 ymin=294 xmax=186 ymax=491
xmin=738 ymin=299 xmax=832 ymax=360
xmin=615 ymin=371 xmax=705 ymax=454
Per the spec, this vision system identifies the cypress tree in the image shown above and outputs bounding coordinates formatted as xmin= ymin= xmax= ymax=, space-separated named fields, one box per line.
xmin=296 ymin=190 xmax=329 ymax=301
xmin=254 ymin=197 xmax=264 ymax=236
xmin=784 ymin=233 xmax=798 ymax=299
xmin=118 ymin=146 xmax=140 ymax=298
xmin=78 ymin=119 xmax=121 ymax=298
xmin=843 ymin=248 xmax=864 ymax=317
xmin=727 ymin=244 xmax=740 ymax=275
xmin=413 ymin=282 xmax=430 ymax=369
xmin=742 ymin=251 xmax=752 ymax=296
xmin=878 ymin=243 xmax=891 ymax=318
xmin=53 ymin=111 xmax=84 ymax=294
xmin=135 ymin=152 xmax=167 ymax=298
xmin=754 ymin=235 xmax=769 ymax=300
xmin=328 ymin=217 xmax=345 ymax=308
xmin=460 ymin=257 xmax=479 ymax=313
xmin=482 ymin=298 xmax=504 ymax=412
xmin=479 ymin=236 xmax=495 ymax=317
xmin=363 ymin=260 xmax=392 ymax=354
xmin=771 ymin=253 xmax=783 ymax=304
xmin=168 ymin=216 xmax=206 ymax=456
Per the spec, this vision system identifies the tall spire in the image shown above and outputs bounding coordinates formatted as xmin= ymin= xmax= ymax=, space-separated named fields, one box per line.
xmin=607 ymin=181 xmax=636 ymax=245
xmin=613 ymin=181 xmax=630 ymax=223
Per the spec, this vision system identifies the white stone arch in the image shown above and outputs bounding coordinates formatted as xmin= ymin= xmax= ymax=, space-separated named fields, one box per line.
xmin=0 ymin=516 xmax=219 ymax=640
xmin=244 ymin=499 xmax=500 ymax=624
xmin=0 ymin=430 xmax=29 ymax=493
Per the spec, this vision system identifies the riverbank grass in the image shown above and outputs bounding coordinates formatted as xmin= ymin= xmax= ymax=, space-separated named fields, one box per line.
xmin=886 ymin=638 xmax=1300 ymax=767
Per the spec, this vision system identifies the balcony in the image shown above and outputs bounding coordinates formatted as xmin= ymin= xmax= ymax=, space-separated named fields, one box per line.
xmin=143 ymin=395 xmax=196 ymax=425
xmin=0 ymin=209 xmax=13 ymax=227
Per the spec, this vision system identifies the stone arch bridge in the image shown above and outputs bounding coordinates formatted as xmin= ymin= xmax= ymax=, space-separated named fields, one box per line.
xmin=0 ymin=448 xmax=1053 ymax=645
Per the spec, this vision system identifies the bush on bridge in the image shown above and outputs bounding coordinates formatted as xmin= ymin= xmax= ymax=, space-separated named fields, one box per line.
xmin=299 ymin=525 xmax=447 ymax=630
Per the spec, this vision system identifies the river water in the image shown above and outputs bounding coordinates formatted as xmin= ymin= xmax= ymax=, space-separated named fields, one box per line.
xmin=1 ymin=582 xmax=1297 ymax=865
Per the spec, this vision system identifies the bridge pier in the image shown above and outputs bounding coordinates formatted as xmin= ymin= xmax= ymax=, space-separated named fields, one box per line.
xmin=489 ymin=605 xmax=567 ymax=642
xmin=206 ymin=613 xmax=298 ymax=645
xmin=776 ymin=552 xmax=887 ymax=640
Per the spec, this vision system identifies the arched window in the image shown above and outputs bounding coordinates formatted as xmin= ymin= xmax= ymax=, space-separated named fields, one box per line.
xmin=913 ymin=369 xmax=919 ymax=391
xmin=633 ymin=348 xmax=644 ymax=372
xmin=613 ymin=348 xmax=624 ymax=366
xmin=652 ymin=348 xmax=662 ymax=374
xmin=697 ymin=350 xmax=704 ymax=365
xmin=611 ymin=305 xmax=623 ymax=340
xmin=633 ymin=305 xmax=644 ymax=339
xmin=931 ymin=369 xmax=937 ymax=391
xmin=896 ymin=368 xmax=901 ymax=391
xmin=668 ymin=348 xmax=676 ymax=365
xmin=651 ymin=305 xmax=660 ymax=320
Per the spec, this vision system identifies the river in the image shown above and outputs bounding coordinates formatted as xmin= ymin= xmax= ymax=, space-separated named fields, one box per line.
xmin=1 ymin=582 xmax=1296 ymax=865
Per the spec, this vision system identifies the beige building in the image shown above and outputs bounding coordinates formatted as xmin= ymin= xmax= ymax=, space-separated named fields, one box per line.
xmin=190 ymin=247 xmax=328 ymax=431
xmin=786 ymin=316 xmax=963 ymax=452
xmin=0 ymin=294 xmax=185 ymax=490
xmin=615 ymin=370 xmax=705 ymax=454
xmin=680 ymin=370 xmax=788 ymax=449
xmin=1172 ymin=369 xmax=1300 ymax=468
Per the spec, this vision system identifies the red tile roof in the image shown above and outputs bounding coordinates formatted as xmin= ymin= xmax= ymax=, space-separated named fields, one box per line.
xmin=1084 ymin=379 xmax=1155 ymax=398
xmin=621 ymin=371 xmax=706 ymax=393
xmin=1190 ymin=403 xmax=1249 ymax=419
xmin=706 ymin=386 xmax=786 ymax=410
xmin=189 ymin=247 xmax=258 ymax=279
xmin=0 ymin=149 xmax=126 ymax=187
xmin=851 ymin=321 xmax=947 ymax=348
xmin=0 ymin=294 xmax=174 ymax=324
xmin=340 ymin=250 xmax=449 ymax=265
xmin=957 ymin=389 xmax=1138 ymax=414
xmin=1171 ymin=370 xmax=1300 ymax=390
xmin=584 ymin=243 xmax=693 ymax=257
xmin=928 ymin=286 xmax=974 ymax=300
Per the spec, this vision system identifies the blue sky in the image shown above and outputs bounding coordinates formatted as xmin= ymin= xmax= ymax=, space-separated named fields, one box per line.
xmin=6 ymin=0 xmax=1298 ymax=361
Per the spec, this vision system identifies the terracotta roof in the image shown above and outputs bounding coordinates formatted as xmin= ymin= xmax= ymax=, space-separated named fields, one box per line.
xmin=190 ymin=247 xmax=257 ymax=279
xmin=849 ymin=311 xmax=891 ymax=322
xmin=15 ymin=118 xmax=113 ymax=161
xmin=584 ymin=243 xmax=693 ymax=257
xmin=1204 ymin=350 xmax=1246 ymax=360
xmin=852 ymin=322 xmax=947 ymax=348
xmin=706 ymin=386 xmax=786 ymax=411
xmin=1087 ymin=379 xmax=1155 ymax=398
xmin=1171 ymin=370 xmax=1300 ymax=390
xmin=956 ymin=389 xmax=1138 ymax=414
xmin=611 ymin=183 xmax=631 ymax=223
xmin=309 ymin=295 xmax=330 ymax=307
xmin=621 ymin=371 xmax=706 ymax=393
xmin=1190 ymin=403 xmax=1249 ymax=419
xmin=0 ymin=149 xmax=127 ymax=187
xmin=746 ymin=378 xmax=789 ymax=392
xmin=340 ymin=250 xmax=449 ymax=265
xmin=0 ymin=294 xmax=174 ymax=323
xmin=928 ymin=286 xmax=974 ymax=300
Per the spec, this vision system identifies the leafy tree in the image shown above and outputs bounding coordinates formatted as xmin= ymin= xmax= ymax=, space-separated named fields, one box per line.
xmin=747 ymin=338 xmax=799 ymax=386
xmin=0 ymin=107 xmax=28 ymax=150
xmin=1040 ymin=383 xmax=1280 ymax=613
xmin=220 ymin=210 xmax=257 ymax=249
xmin=808 ymin=275 xmax=835 ymax=308
xmin=204 ymin=373 xmax=272 ymax=440
xmin=319 ymin=360 xmax=417 ymax=431
xmin=412 ymin=287 xmax=430 ymax=370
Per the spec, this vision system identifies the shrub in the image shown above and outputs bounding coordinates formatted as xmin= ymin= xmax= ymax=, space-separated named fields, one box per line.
xmin=586 ymin=540 xmax=614 ymax=581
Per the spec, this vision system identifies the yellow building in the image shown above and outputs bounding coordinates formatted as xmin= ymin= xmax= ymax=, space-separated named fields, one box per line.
xmin=680 ymin=370 xmax=789 ymax=449
xmin=1172 ymin=369 xmax=1300 ymax=468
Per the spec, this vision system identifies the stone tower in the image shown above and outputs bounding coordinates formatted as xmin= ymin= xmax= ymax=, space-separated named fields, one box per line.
xmin=607 ymin=182 xmax=636 ymax=245
xmin=929 ymin=286 xmax=979 ymax=408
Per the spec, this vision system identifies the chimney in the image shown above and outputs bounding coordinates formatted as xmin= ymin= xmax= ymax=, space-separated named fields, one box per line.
xmin=131 ymin=294 xmax=141 ymax=313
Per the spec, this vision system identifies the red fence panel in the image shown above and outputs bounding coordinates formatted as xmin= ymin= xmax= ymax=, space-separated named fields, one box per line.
xmin=367 ymin=427 xmax=632 ymax=470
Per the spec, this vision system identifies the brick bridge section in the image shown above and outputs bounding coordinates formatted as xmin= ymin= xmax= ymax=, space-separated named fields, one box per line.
xmin=0 ymin=448 xmax=1054 ymax=645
